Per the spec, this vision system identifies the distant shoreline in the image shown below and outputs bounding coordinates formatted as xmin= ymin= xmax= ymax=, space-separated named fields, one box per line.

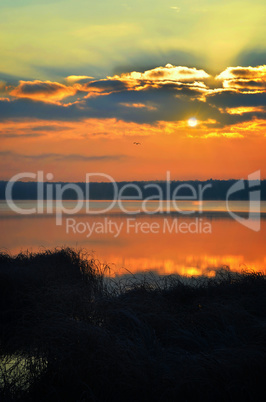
xmin=1 ymin=179 xmax=266 ymax=200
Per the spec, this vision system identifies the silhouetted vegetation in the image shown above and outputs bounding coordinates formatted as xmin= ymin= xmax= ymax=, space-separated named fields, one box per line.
xmin=0 ymin=248 xmax=266 ymax=401
xmin=1 ymin=179 xmax=266 ymax=200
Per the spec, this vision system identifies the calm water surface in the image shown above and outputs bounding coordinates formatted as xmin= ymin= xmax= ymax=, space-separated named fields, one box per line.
xmin=0 ymin=200 xmax=265 ymax=277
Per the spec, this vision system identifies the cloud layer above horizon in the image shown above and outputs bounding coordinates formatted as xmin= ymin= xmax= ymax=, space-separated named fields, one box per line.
xmin=1 ymin=64 xmax=265 ymax=129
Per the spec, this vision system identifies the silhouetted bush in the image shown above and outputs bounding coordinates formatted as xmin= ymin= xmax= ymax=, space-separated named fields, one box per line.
xmin=0 ymin=248 xmax=265 ymax=401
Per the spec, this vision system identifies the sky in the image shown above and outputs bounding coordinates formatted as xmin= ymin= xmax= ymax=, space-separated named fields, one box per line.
xmin=0 ymin=0 xmax=265 ymax=181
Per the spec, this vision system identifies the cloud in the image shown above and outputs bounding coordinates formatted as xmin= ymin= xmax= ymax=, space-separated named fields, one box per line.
xmin=0 ymin=63 xmax=265 ymax=129
xmin=0 ymin=151 xmax=125 ymax=162
xmin=0 ymin=133 xmax=44 ymax=138
xmin=201 ymin=132 xmax=244 ymax=139
xmin=223 ymin=106 xmax=265 ymax=115
xmin=30 ymin=124 xmax=72 ymax=132
xmin=188 ymin=131 xmax=245 ymax=139
xmin=216 ymin=66 xmax=266 ymax=80
xmin=59 ymin=153 xmax=125 ymax=162
xmin=222 ymin=79 xmax=266 ymax=91
xmin=10 ymin=80 xmax=77 ymax=103
xmin=216 ymin=65 xmax=266 ymax=91
xmin=65 ymin=75 xmax=94 ymax=83
xmin=208 ymin=91 xmax=266 ymax=109
xmin=111 ymin=64 xmax=210 ymax=83
xmin=81 ymin=79 xmax=130 ymax=97
xmin=120 ymin=102 xmax=157 ymax=110
xmin=0 ymin=121 xmax=75 ymax=141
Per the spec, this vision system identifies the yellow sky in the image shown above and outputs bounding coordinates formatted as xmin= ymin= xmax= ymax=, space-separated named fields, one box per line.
xmin=0 ymin=0 xmax=265 ymax=181
xmin=0 ymin=0 xmax=265 ymax=79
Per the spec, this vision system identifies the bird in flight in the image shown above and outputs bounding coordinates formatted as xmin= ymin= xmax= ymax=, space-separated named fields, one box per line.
xmin=133 ymin=142 xmax=141 ymax=145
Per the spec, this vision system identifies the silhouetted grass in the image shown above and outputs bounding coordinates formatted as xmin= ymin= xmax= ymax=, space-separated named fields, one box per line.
xmin=0 ymin=247 xmax=265 ymax=401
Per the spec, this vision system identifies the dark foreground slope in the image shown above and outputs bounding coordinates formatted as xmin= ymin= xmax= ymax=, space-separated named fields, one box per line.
xmin=0 ymin=248 xmax=266 ymax=402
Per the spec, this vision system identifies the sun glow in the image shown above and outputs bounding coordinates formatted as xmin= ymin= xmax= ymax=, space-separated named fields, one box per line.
xmin=188 ymin=117 xmax=198 ymax=127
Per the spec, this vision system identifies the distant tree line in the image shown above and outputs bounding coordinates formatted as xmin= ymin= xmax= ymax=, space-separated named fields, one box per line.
xmin=0 ymin=179 xmax=265 ymax=200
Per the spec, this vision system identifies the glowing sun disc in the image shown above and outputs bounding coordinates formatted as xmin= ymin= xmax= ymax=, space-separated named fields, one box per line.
xmin=188 ymin=117 xmax=198 ymax=127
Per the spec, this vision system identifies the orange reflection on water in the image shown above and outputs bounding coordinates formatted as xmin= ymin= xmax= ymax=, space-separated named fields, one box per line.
xmin=0 ymin=203 xmax=265 ymax=277
xmin=104 ymin=254 xmax=265 ymax=277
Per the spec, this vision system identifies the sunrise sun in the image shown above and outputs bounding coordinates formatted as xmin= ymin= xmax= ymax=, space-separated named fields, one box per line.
xmin=188 ymin=117 xmax=198 ymax=127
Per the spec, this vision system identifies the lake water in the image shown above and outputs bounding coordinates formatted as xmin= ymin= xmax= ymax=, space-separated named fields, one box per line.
xmin=0 ymin=200 xmax=265 ymax=277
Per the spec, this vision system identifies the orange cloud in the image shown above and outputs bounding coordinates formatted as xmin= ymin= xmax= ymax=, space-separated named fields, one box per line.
xmin=224 ymin=106 xmax=265 ymax=115
xmin=10 ymin=80 xmax=77 ymax=103
xmin=112 ymin=64 xmax=210 ymax=83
